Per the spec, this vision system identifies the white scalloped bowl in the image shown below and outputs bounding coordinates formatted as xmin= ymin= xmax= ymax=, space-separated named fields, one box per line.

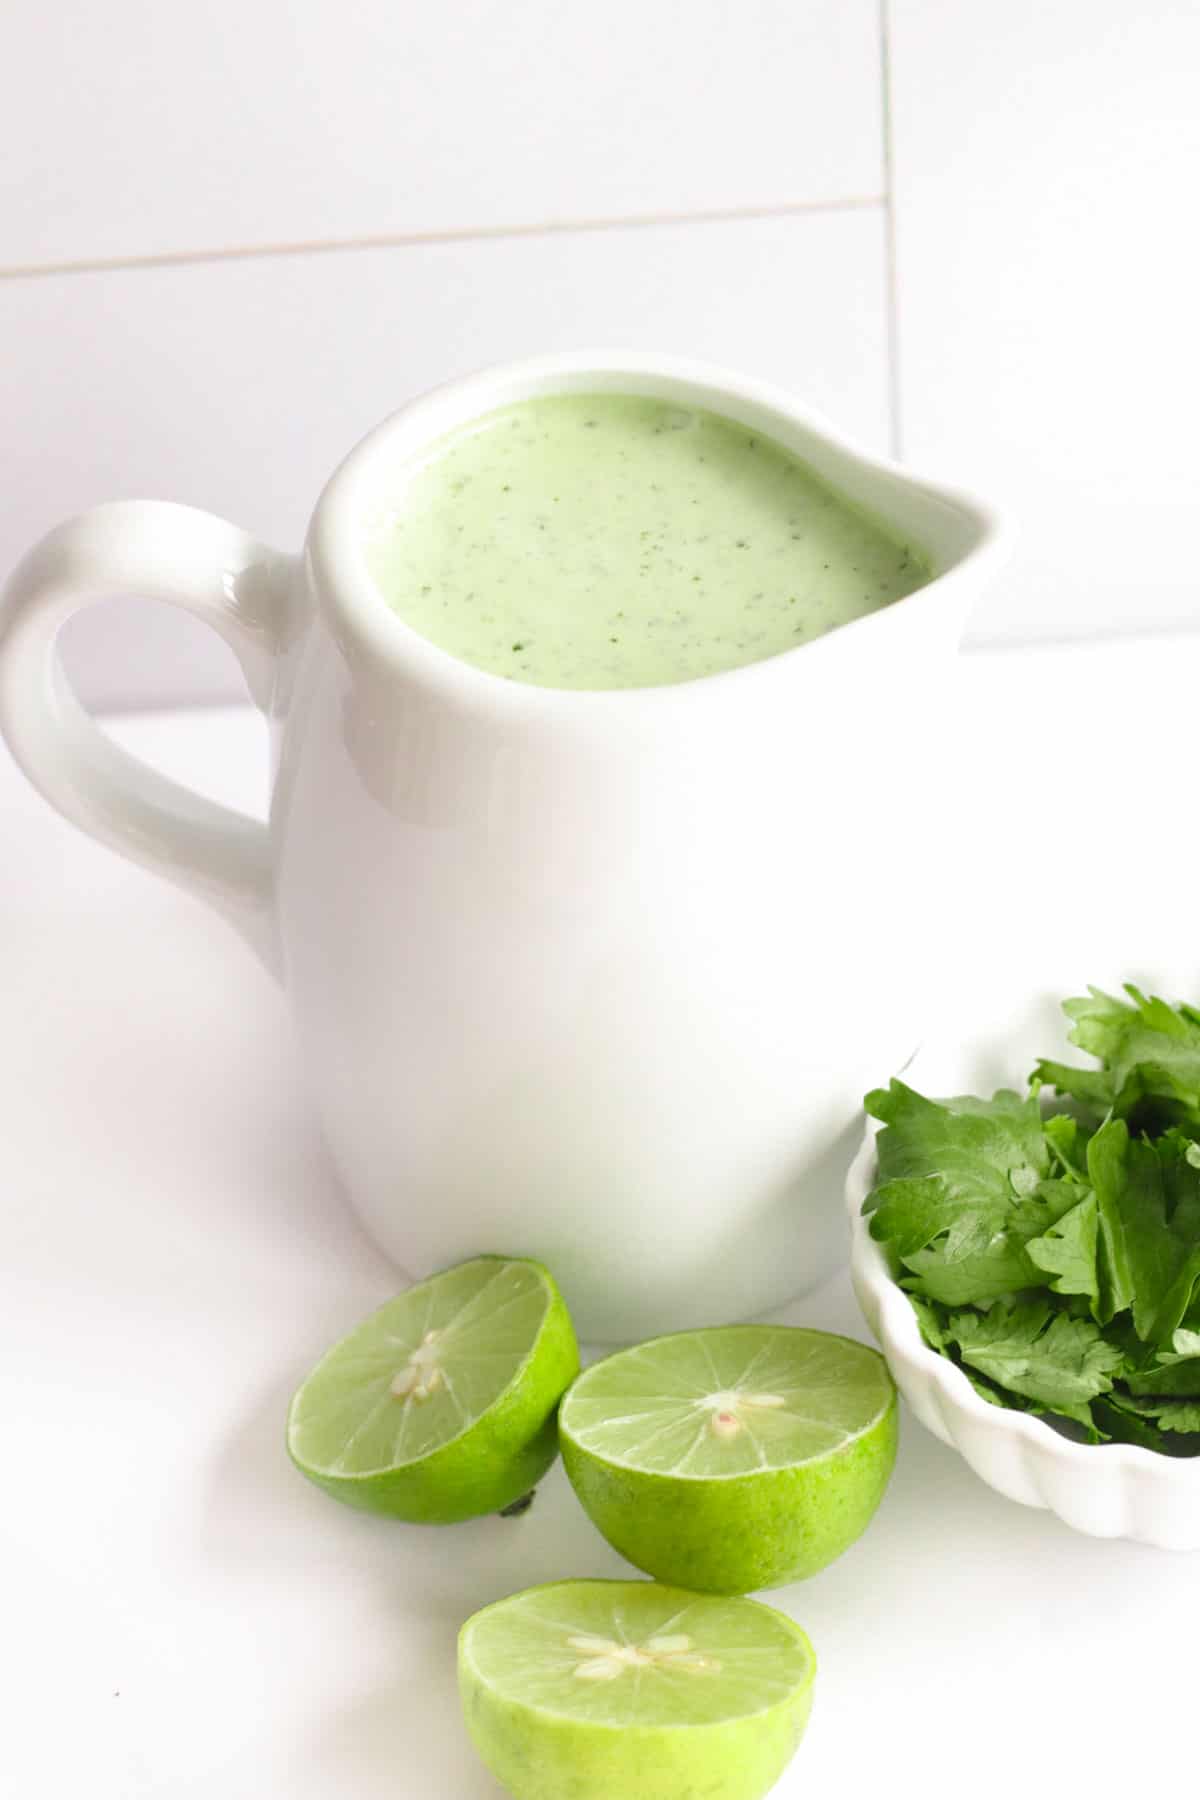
xmin=844 ymin=979 xmax=1200 ymax=1550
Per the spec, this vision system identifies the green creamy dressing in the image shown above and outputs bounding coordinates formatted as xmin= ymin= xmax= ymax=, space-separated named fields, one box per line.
xmin=366 ymin=393 xmax=930 ymax=689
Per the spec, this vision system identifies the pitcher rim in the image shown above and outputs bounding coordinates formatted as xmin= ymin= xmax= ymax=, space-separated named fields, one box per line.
xmin=306 ymin=348 xmax=1005 ymax=719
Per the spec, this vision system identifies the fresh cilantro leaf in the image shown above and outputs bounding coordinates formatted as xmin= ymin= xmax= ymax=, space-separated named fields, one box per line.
xmin=865 ymin=1083 xmax=1055 ymax=1303
xmin=1151 ymin=1137 xmax=1200 ymax=1333
xmin=866 ymin=1177 xmax=1008 ymax=1261
xmin=865 ymin=1082 xmax=1047 ymax=1211
xmin=1032 ymin=1060 xmax=1113 ymax=1116
xmin=944 ymin=1301 xmax=1123 ymax=1430
xmin=907 ymin=1293 xmax=952 ymax=1352
xmin=905 ymin=1293 xmax=1043 ymax=1414
xmin=897 ymin=1249 xmax=1029 ymax=1308
xmin=897 ymin=1241 xmax=1036 ymax=1308
xmin=1126 ymin=1359 xmax=1200 ymax=1397
xmin=1091 ymin=1395 xmax=1170 ymax=1452
xmin=1106 ymin=1393 xmax=1200 ymax=1434
xmin=1035 ymin=985 xmax=1200 ymax=1132
xmin=1086 ymin=1119 xmax=1137 ymax=1323
xmin=1026 ymin=1192 xmax=1100 ymax=1307
xmin=897 ymin=1177 xmax=1079 ymax=1308
xmin=1125 ymin=1327 xmax=1200 ymax=1396
xmin=1042 ymin=1112 xmax=1093 ymax=1180
xmin=1087 ymin=1121 xmax=1200 ymax=1345
xmin=957 ymin=1361 xmax=1039 ymax=1413
xmin=1095 ymin=1392 xmax=1200 ymax=1455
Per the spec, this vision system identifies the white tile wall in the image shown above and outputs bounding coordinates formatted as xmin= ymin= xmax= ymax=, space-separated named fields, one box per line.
xmin=2 ymin=0 xmax=882 ymax=267
xmin=4 ymin=211 xmax=891 ymax=707
xmin=3 ymin=0 xmax=1198 ymax=708
xmin=888 ymin=0 xmax=1200 ymax=643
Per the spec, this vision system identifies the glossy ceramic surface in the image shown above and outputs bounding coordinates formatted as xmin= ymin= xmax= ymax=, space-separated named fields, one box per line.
xmin=0 ymin=351 xmax=1002 ymax=1338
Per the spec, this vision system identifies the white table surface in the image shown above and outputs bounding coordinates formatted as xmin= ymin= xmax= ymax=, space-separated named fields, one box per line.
xmin=4 ymin=638 xmax=1199 ymax=1799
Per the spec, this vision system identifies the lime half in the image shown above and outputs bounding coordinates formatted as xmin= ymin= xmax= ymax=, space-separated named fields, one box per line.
xmin=287 ymin=1255 xmax=579 ymax=1521
xmin=560 ymin=1325 xmax=896 ymax=1591
xmin=458 ymin=1579 xmax=815 ymax=1800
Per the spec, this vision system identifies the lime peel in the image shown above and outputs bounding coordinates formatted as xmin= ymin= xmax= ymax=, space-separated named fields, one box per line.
xmin=560 ymin=1324 xmax=897 ymax=1590
xmin=458 ymin=1578 xmax=815 ymax=1800
xmin=287 ymin=1254 xmax=579 ymax=1522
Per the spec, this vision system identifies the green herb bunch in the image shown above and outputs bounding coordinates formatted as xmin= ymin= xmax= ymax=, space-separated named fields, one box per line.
xmin=864 ymin=986 xmax=1200 ymax=1454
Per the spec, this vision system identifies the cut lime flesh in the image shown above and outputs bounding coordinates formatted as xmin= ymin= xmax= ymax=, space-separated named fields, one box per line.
xmin=564 ymin=1324 xmax=890 ymax=1475
xmin=287 ymin=1255 xmax=579 ymax=1521
xmin=560 ymin=1326 xmax=897 ymax=1591
xmin=459 ymin=1579 xmax=815 ymax=1800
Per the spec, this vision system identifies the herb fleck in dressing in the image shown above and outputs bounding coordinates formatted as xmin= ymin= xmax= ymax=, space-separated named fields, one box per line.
xmin=366 ymin=393 xmax=930 ymax=689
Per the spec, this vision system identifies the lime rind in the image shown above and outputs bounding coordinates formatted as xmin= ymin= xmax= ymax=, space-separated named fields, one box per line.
xmin=286 ymin=1255 xmax=580 ymax=1522
xmin=559 ymin=1327 xmax=897 ymax=1591
xmin=458 ymin=1580 xmax=816 ymax=1800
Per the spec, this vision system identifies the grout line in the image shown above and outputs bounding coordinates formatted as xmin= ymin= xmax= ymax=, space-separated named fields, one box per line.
xmin=878 ymin=0 xmax=904 ymax=462
xmin=0 ymin=195 xmax=885 ymax=284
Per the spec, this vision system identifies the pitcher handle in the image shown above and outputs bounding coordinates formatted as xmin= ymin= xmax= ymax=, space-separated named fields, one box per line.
xmin=0 ymin=500 xmax=292 ymax=974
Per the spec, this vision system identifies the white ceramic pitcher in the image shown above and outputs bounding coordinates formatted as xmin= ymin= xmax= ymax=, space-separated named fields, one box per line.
xmin=0 ymin=352 xmax=1001 ymax=1339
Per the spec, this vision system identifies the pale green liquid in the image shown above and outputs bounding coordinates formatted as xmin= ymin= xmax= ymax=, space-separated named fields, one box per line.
xmin=366 ymin=393 xmax=929 ymax=689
